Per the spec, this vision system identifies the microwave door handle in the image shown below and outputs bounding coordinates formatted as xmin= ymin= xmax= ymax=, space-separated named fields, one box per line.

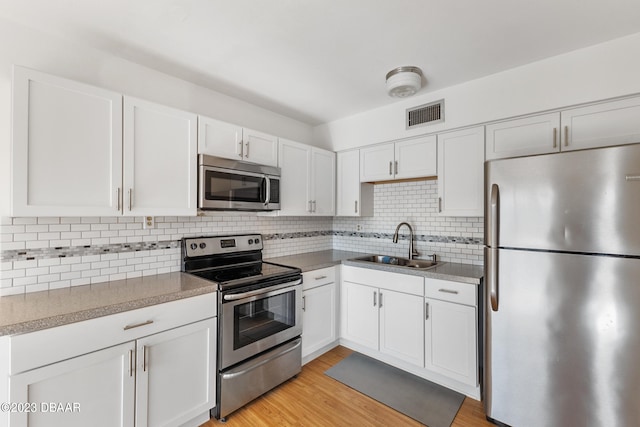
xmin=264 ymin=176 xmax=271 ymax=206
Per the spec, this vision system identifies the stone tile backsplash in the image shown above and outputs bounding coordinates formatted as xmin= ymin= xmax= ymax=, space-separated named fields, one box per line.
xmin=1 ymin=179 xmax=483 ymax=295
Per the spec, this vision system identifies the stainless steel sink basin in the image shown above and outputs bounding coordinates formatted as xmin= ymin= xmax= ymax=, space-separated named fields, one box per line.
xmin=352 ymin=255 xmax=439 ymax=270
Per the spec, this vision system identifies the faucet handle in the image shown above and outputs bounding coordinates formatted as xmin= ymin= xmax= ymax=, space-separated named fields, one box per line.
xmin=429 ymin=253 xmax=437 ymax=262
xmin=412 ymin=248 xmax=420 ymax=257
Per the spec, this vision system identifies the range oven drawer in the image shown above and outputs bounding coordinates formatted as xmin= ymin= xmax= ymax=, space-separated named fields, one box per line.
xmin=218 ymin=337 xmax=301 ymax=419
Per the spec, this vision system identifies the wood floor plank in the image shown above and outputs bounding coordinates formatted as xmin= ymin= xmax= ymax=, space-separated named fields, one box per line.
xmin=200 ymin=346 xmax=491 ymax=426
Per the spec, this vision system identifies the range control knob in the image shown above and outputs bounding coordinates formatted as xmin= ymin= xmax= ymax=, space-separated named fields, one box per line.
xmin=199 ymin=242 xmax=207 ymax=249
xmin=248 ymin=239 xmax=254 ymax=245
xmin=255 ymin=238 xmax=260 ymax=244
xmin=190 ymin=243 xmax=197 ymax=250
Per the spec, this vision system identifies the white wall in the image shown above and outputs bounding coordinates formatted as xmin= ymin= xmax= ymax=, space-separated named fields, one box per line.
xmin=0 ymin=17 xmax=316 ymax=216
xmin=315 ymin=32 xmax=640 ymax=151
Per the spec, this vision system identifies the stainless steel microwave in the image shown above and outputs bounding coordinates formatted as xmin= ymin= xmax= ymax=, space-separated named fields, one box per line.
xmin=198 ymin=155 xmax=281 ymax=211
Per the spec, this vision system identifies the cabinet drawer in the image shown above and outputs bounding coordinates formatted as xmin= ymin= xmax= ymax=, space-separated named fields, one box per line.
xmin=424 ymin=278 xmax=476 ymax=306
xmin=9 ymin=292 xmax=217 ymax=374
xmin=302 ymin=267 xmax=336 ymax=290
xmin=342 ymin=266 xmax=423 ymax=296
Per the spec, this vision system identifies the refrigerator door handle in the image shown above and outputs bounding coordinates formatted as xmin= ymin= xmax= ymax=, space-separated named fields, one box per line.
xmin=489 ymin=183 xmax=500 ymax=311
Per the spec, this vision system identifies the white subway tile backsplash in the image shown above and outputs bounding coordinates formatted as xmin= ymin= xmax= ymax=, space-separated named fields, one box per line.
xmin=1 ymin=180 xmax=482 ymax=294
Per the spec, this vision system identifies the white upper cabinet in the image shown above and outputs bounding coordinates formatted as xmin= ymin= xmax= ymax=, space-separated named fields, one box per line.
xmin=485 ymin=113 xmax=561 ymax=160
xmin=123 ymin=97 xmax=197 ymax=216
xmin=278 ymin=139 xmax=335 ymax=216
xmin=336 ymin=150 xmax=373 ymax=217
xmin=197 ymin=116 xmax=278 ymax=167
xmin=485 ymin=96 xmax=640 ymax=160
xmin=437 ymin=126 xmax=484 ymax=217
xmin=11 ymin=66 xmax=123 ymax=217
xmin=360 ymin=135 xmax=436 ymax=182
xmin=11 ymin=67 xmax=197 ymax=217
xmin=395 ymin=136 xmax=437 ymax=179
xmin=561 ymin=96 xmax=640 ymax=151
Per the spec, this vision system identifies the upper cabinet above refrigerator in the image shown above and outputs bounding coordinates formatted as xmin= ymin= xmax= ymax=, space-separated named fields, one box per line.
xmin=486 ymin=95 xmax=640 ymax=160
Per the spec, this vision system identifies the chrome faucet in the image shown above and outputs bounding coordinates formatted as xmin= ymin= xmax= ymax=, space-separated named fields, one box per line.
xmin=393 ymin=222 xmax=419 ymax=260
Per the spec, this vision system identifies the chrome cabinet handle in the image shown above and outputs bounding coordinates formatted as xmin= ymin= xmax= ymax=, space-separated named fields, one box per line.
xmin=129 ymin=349 xmax=134 ymax=377
xmin=128 ymin=188 xmax=133 ymax=211
xmin=373 ymin=291 xmax=377 ymax=307
xmin=124 ymin=319 xmax=154 ymax=331
xmin=564 ymin=126 xmax=569 ymax=147
xmin=314 ymin=275 xmax=327 ymax=280
xmin=626 ymin=175 xmax=640 ymax=181
xmin=389 ymin=161 xmax=392 ymax=175
xmin=245 ymin=141 xmax=250 ymax=158
xmin=302 ymin=295 xmax=306 ymax=311
xmin=116 ymin=187 xmax=121 ymax=211
xmin=238 ymin=140 xmax=243 ymax=157
xmin=308 ymin=200 xmax=312 ymax=213
xmin=355 ymin=200 xmax=358 ymax=213
xmin=438 ymin=288 xmax=459 ymax=294
xmin=425 ymin=302 xmax=429 ymax=320
xmin=379 ymin=292 xmax=383 ymax=308
xmin=394 ymin=160 xmax=398 ymax=175
xmin=438 ymin=197 xmax=442 ymax=213
xmin=552 ymin=128 xmax=557 ymax=148
xmin=143 ymin=345 xmax=148 ymax=372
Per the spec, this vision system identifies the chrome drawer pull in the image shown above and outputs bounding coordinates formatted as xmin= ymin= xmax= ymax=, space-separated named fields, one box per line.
xmin=124 ymin=320 xmax=154 ymax=330
xmin=438 ymin=288 xmax=459 ymax=295
xmin=626 ymin=175 xmax=640 ymax=181
xmin=314 ymin=276 xmax=327 ymax=280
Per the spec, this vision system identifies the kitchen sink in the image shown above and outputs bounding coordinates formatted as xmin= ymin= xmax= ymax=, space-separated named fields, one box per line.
xmin=351 ymin=255 xmax=439 ymax=270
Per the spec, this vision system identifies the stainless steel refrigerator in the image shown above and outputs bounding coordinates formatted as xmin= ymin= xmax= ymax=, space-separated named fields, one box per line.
xmin=484 ymin=143 xmax=640 ymax=427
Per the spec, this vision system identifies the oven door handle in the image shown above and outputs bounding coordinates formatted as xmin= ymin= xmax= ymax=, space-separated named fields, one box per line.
xmin=223 ymin=278 xmax=302 ymax=301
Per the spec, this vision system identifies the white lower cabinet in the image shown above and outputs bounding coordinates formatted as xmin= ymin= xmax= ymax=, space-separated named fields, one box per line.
xmin=135 ymin=318 xmax=216 ymax=427
xmin=3 ymin=294 xmax=217 ymax=427
xmin=425 ymin=299 xmax=477 ymax=386
xmin=340 ymin=266 xmax=480 ymax=399
xmin=9 ymin=342 xmax=135 ymax=427
xmin=301 ymin=267 xmax=338 ymax=362
xmin=341 ymin=266 xmax=424 ymax=367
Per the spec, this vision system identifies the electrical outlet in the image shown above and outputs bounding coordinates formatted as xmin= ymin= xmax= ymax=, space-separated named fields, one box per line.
xmin=143 ymin=216 xmax=155 ymax=229
xmin=356 ymin=224 xmax=362 ymax=231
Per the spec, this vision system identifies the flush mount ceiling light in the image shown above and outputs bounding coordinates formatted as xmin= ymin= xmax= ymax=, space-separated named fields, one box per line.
xmin=386 ymin=66 xmax=423 ymax=98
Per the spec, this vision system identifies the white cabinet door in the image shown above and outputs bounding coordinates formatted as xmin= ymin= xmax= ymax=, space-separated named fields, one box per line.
xmin=485 ymin=113 xmax=561 ymax=160
xmin=243 ymin=128 xmax=279 ymax=167
xmin=197 ymin=116 xmax=243 ymax=160
xmin=394 ymin=135 xmax=437 ymax=179
xmin=425 ymin=298 xmax=477 ymax=386
xmin=379 ymin=289 xmax=424 ymax=367
xmin=360 ymin=143 xmax=395 ymax=182
xmin=561 ymin=96 xmax=640 ymax=151
xmin=302 ymin=283 xmax=337 ymax=358
xmin=11 ymin=66 xmax=123 ymax=216
xmin=135 ymin=318 xmax=216 ymax=427
xmin=123 ymin=97 xmax=197 ymax=216
xmin=310 ymin=148 xmax=336 ymax=215
xmin=9 ymin=342 xmax=135 ymax=427
xmin=341 ymin=281 xmax=379 ymax=350
xmin=437 ymin=126 xmax=484 ymax=216
xmin=279 ymin=138 xmax=311 ymax=215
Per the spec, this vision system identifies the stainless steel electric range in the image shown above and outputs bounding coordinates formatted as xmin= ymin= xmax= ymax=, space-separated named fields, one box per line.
xmin=181 ymin=234 xmax=302 ymax=421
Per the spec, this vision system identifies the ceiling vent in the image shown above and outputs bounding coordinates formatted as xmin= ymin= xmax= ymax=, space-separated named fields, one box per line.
xmin=406 ymin=99 xmax=444 ymax=129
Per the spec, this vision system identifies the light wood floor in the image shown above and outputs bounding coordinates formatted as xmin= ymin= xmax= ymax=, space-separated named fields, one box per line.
xmin=201 ymin=346 xmax=495 ymax=426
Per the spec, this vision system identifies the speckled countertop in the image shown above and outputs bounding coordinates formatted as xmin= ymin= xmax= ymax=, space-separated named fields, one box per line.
xmin=267 ymin=250 xmax=484 ymax=285
xmin=0 ymin=272 xmax=216 ymax=337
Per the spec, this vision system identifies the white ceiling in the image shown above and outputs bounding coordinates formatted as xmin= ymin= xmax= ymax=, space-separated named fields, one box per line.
xmin=2 ymin=0 xmax=640 ymax=126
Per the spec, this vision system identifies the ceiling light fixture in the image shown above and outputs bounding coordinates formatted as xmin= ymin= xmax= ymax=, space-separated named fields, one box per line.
xmin=386 ymin=66 xmax=423 ymax=98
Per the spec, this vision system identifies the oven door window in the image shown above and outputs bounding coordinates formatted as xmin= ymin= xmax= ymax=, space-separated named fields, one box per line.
xmin=233 ymin=289 xmax=295 ymax=350
xmin=204 ymin=170 xmax=265 ymax=203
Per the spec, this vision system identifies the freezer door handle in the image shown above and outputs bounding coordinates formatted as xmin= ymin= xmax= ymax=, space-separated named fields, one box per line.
xmin=488 ymin=183 xmax=500 ymax=311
